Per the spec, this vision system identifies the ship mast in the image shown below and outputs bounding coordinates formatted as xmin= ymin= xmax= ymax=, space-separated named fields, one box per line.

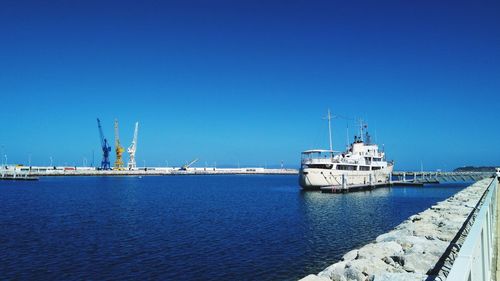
xmin=358 ymin=119 xmax=364 ymax=142
xmin=326 ymin=109 xmax=333 ymax=152
xmin=346 ymin=123 xmax=349 ymax=150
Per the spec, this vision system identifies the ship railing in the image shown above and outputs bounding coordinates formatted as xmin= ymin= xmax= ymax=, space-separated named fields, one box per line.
xmin=301 ymin=158 xmax=333 ymax=165
xmin=446 ymin=176 xmax=497 ymax=281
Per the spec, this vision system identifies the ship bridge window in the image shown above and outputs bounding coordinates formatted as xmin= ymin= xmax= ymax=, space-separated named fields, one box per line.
xmin=373 ymin=158 xmax=382 ymax=161
xmin=306 ymin=164 xmax=333 ymax=169
xmin=337 ymin=165 xmax=357 ymax=171
xmin=372 ymin=166 xmax=381 ymax=170
xmin=359 ymin=166 xmax=370 ymax=171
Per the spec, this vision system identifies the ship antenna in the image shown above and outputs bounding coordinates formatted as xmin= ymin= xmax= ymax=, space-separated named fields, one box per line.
xmin=346 ymin=122 xmax=349 ymax=150
xmin=327 ymin=109 xmax=333 ymax=152
xmin=358 ymin=119 xmax=364 ymax=142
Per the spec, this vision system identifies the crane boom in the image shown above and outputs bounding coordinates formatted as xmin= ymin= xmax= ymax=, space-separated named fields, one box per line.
xmin=180 ymin=158 xmax=198 ymax=170
xmin=127 ymin=122 xmax=139 ymax=170
xmin=97 ymin=118 xmax=111 ymax=170
xmin=113 ymin=119 xmax=125 ymax=170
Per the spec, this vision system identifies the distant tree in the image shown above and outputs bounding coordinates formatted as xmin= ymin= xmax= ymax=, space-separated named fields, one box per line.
xmin=453 ymin=166 xmax=496 ymax=172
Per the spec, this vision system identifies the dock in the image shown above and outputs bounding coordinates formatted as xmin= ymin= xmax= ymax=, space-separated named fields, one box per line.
xmin=316 ymin=172 xmax=484 ymax=193
xmin=392 ymin=171 xmax=493 ymax=182
xmin=0 ymin=171 xmax=39 ymax=181
xmin=1 ymin=166 xmax=298 ymax=177
xmin=322 ymin=171 xmax=496 ymax=194
xmin=319 ymin=180 xmax=425 ymax=193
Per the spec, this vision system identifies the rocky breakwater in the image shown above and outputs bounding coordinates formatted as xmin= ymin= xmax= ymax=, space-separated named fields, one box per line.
xmin=300 ymin=178 xmax=493 ymax=281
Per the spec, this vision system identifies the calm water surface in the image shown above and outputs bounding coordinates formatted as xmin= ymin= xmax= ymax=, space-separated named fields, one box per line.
xmin=0 ymin=176 xmax=467 ymax=280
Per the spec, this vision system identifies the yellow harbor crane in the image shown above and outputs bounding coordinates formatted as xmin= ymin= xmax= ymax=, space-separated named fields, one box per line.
xmin=114 ymin=119 xmax=125 ymax=170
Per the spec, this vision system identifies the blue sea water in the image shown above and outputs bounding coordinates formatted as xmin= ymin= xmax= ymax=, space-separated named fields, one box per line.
xmin=0 ymin=176 xmax=467 ymax=280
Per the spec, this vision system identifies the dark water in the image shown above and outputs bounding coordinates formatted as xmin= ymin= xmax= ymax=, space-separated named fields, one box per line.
xmin=0 ymin=176 xmax=467 ymax=280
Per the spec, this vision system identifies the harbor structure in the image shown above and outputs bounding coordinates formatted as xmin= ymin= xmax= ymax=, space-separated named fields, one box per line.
xmin=96 ymin=118 xmax=111 ymax=170
xmin=127 ymin=122 xmax=139 ymax=170
xmin=113 ymin=119 xmax=125 ymax=170
xmin=302 ymin=176 xmax=499 ymax=281
xmin=3 ymin=165 xmax=297 ymax=176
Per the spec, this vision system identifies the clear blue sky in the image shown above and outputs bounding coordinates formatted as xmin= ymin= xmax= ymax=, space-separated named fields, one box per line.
xmin=0 ymin=0 xmax=499 ymax=170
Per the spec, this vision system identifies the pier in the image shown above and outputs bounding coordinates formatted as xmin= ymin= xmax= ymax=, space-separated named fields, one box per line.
xmin=1 ymin=166 xmax=298 ymax=177
xmin=392 ymin=171 xmax=494 ymax=183
xmin=319 ymin=181 xmax=423 ymax=193
xmin=318 ymin=171 xmax=496 ymax=193
xmin=302 ymin=176 xmax=500 ymax=281
xmin=0 ymin=169 xmax=38 ymax=181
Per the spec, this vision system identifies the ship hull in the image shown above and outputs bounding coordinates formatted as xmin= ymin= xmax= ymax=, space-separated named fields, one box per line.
xmin=299 ymin=165 xmax=394 ymax=190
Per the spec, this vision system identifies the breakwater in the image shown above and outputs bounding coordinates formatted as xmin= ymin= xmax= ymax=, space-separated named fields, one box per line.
xmin=301 ymin=177 xmax=494 ymax=281
xmin=2 ymin=166 xmax=298 ymax=177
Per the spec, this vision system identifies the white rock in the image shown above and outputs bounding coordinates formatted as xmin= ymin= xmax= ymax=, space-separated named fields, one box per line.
xmin=373 ymin=272 xmax=427 ymax=281
xmin=403 ymin=252 xmax=440 ymax=274
xmin=299 ymin=274 xmax=332 ymax=281
xmin=375 ymin=229 xmax=412 ymax=243
xmin=398 ymin=235 xmax=448 ymax=256
xmin=347 ymin=257 xmax=405 ymax=277
xmin=344 ymin=267 xmax=365 ymax=281
xmin=318 ymin=261 xmax=348 ymax=280
xmin=357 ymin=241 xmax=403 ymax=259
xmin=330 ymin=271 xmax=347 ymax=281
xmin=342 ymin=249 xmax=358 ymax=261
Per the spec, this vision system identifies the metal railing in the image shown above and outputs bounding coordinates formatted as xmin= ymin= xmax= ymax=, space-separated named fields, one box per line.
xmin=447 ymin=177 xmax=498 ymax=281
xmin=392 ymin=171 xmax=494 ymax=182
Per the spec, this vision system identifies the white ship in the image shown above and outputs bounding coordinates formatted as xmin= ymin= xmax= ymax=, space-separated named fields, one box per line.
xmin=299 ymin=110 xmax=394 ymax=190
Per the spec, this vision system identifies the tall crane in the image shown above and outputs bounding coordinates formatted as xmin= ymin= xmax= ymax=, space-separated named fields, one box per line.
xmin=127 ymin=122 xmax=139 ymax=170
xmin=97 ymin=118 xmax=111 ymax=170
xmin=114 ymin=119 xmax=125 ymax=170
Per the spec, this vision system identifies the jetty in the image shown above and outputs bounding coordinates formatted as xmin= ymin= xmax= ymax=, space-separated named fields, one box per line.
xmin=318 ymin=171 xmax=495 ymax=193
xmin=320 ymin=181 xmax=423 ymax=193
xmin=392 ymin=171 xmax=493 ymax=183
xmin=0 ymin=169 xmax=38 ymax=181
xmin=0 ymin=166 xmax=298 ymax=177
xmin=301 ymin=176 xmax=499 ymax=281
